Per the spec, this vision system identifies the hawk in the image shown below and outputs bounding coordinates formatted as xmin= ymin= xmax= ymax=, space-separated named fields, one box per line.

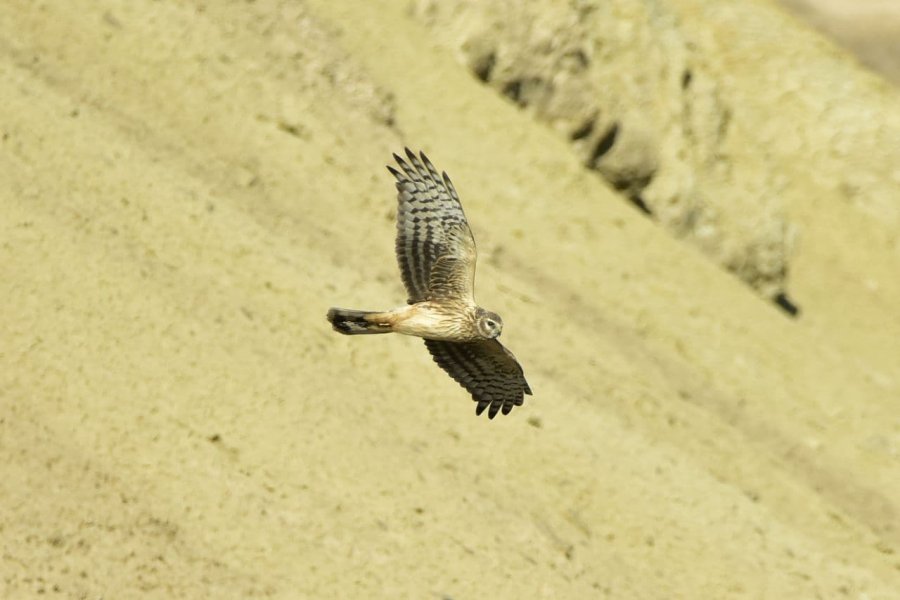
xmin=327 ymin=148 xmax=531 ymax=418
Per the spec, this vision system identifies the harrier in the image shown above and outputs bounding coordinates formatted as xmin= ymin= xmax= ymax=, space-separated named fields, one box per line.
xmin=327 ymin=148 xmax=531 ymax=418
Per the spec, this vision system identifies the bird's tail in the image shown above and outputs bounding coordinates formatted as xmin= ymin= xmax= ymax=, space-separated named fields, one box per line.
xmin=327 ymin=308 xmax=393 ymax=335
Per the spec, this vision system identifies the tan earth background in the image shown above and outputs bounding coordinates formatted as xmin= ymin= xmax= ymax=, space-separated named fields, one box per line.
xmin=2 ymin=0 xmax=899 ymax=598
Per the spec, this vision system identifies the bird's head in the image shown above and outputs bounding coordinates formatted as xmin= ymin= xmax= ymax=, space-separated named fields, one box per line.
xmin=475 ymin=308 xmax=503 ymax=339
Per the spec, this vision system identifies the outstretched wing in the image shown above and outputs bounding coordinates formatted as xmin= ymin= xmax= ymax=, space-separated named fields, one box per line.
xmin=388 ymin=148 xmax=477 ymax=304
xmin=424 ymin=339 xmax=532 ymax=419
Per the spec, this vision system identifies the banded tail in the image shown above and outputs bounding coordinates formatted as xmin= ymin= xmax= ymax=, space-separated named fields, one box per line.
xmin=327 ymin=308 xmax=393 ymax=335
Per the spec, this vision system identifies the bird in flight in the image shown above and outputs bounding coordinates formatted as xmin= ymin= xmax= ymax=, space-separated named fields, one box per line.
xmin=327 ymin=148 xmax=531 ymax=418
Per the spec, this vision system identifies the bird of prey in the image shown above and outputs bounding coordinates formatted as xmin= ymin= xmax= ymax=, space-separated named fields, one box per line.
xmin=327 ymin=148 xmax=531 ymax=418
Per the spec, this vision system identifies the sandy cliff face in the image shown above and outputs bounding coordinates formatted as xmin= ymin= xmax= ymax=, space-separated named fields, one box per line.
xmin=780 ymin=0 xmax=900 ymax=84
xmin=1 ymin=0 xmax=898 ymax=598
xmin=413 ymin=0 xmax=900 ymax=309
xmin=415 ymin=0 xmax=797 ymax=303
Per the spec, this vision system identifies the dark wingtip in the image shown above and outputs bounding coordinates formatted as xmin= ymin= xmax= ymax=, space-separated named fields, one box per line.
xmin=392 ymin=152 xmax=405 ymax=166
xmin=442 ymin=171 xmax=454 ymax=188
xmin=475 ymin=401 xmax=488 ymax=417
xmin=420 ymin=152 xmax=442 ymax=178
xmin=404 ymin=147 xmax=417 ymax=162
xmin=487 ymin=404 xmax=500 ymax=419
xmin=386 ymin=165 xmax=402 ymax=179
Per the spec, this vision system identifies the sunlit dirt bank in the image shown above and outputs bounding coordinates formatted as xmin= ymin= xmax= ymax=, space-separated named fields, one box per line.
xmin=1 ymin=1 xmax=898 ymax=597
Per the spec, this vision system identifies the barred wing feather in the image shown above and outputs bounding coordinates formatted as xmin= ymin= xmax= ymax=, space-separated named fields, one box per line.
xmin=424 ymin=339 xmax=532 ymax=419
xmin=388 ymin=149 xmax=476 ymax=304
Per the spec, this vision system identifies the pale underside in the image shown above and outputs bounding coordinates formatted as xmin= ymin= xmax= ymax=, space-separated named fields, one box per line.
xmin=384 ymin=301 xmax=478 ymax=342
